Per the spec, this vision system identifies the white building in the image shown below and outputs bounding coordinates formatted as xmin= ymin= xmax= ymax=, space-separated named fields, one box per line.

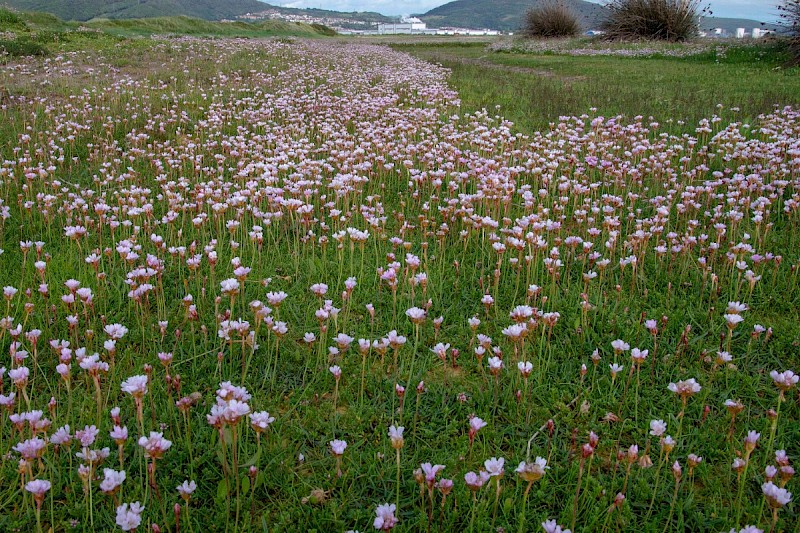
xmin=735 ymin=27 xmax=746 ymax=38
xmin=375 ymin=17 xmax=428 ymax=34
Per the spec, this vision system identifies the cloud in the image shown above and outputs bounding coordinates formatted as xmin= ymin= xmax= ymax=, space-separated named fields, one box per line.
xmin=265 ymin=0 xmax=781 ymax=20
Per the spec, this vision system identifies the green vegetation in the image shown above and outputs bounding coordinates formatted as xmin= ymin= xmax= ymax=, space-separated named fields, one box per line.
xmin=0 ymin=7 xmax=334 ymax=60
xmin=85 ymin=16 xmax=333 ymax=39
xmin=393 ymin=40 xmax=800 ymax=133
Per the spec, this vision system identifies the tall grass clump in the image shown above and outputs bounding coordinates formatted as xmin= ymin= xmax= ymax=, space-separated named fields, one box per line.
xmin=782 ymin=0 xmax=800 ymax=65
xmin=523 ymin=1 xmax=581 ymax=38
xmin=602 ymin=0 xmax=703 ymax=41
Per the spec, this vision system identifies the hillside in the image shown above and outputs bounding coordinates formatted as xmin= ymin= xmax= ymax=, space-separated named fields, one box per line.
xmin=1 ymin=0 xmax=268 ymax=22
xmin=418 ymin=0 xmax=772 ymax=33
xmin=0 ymin=6 xmax=334 ymax=54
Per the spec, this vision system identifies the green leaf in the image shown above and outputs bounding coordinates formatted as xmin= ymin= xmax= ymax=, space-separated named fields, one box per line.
xmin=242 ymin=448 xmax=261 ymax=468
xmin=241 ymin=475 xmax=251 ymax=494
xmin=216 ymin=478 xmax=229 ymax=502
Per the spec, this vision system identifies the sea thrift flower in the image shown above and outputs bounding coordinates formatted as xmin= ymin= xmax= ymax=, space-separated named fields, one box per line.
xmin=116 ymin=502 xmax=144 ymax=531
xmin=650 ymin=420 xmax=667 ymax=437
xmin=100 ymin=469 xmax=126 ymax=494
xmin=330 ymin=439 xmax=347 ymax=456
xmin=249 ymin=411 xmax=275 ymax=435
xmin=611 ymin=339 xmax=629 ymax=354
xmin=769 ymin=370 xmax=798 ymax=391
xmin=762 ymin=482 xmax=792 ymax=508
xmin=516 ymin=457 xmax=548 ymax=482
xmin=668 ymin=378 xmax=701 ymax=398
xmin=542 ymin=520 xmax=571 ymax=533
xmin=177 ymin=480 xmax=197 ymax=501
xmin=421 ymin=463 xmax=445 ymax=488
xmin=373 ymin=502 xmax=398 ymax=530
xmin=138 ymin=432 xmax=172 ymax=459
xmin=464 ymin=471 xmax=490 ymax=491
xmin=388 ymin=425 xmax=404 ymax=449
xmin=25 ymin=479 xmax=51 ymax=507
xmin=468 ymin=416 xmax=487 ymax=445
xmin=484 ymin=457 xmax=504 ymax=477
xmin=120 ymin=375 xmax=148 ymax=398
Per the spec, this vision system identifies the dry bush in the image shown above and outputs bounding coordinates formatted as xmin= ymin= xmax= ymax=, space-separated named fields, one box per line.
xmin=782 ymin=0 xmax=800 ymax=65
xmin=602 ymin=0 xmax=703 ymax=42
xmin=524 ymin=2 xmax=581 ymax=39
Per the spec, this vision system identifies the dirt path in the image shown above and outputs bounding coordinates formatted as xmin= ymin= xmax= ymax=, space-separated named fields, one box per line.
xmin=423 ymin=53 xmax=587 ymax=83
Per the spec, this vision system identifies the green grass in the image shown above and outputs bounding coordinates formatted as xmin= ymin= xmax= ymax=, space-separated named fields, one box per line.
xmin=0 ymin=7 xmax=334 ymax=60
xmin=86 ymin=16 xmax=334 ymax=38
xmin=392 ymin=39 xmax=800 ymax=133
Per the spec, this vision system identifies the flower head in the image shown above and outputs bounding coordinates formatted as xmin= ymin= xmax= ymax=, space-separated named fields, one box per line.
xmin=373 ymin=502 xmax=398 ymax=530
xmin=516 ymin=457 xmax=548 ymax=483
xmin=762 ymin=481 xmax=792 ymax=508
xmin=115 ymin=502 xmax=144 ymax=531
xmin=330 ymin=439 xmax=347 ymax=456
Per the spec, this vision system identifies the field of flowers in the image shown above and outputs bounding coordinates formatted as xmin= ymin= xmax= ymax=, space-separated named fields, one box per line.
xmin=0 ymin=37 xmax=799 ymax=532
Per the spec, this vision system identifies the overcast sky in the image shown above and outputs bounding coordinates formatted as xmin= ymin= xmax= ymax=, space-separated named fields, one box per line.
xmin=268 ymin=0 xmax=782 ymax=21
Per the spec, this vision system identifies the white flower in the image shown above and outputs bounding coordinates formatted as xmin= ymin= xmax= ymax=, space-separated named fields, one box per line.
xmin=100 ymin=469 xmax=126 ymax=493
xmin=115 ymin=502 xmax=144 ymax=531
xmin=484 ymin=457 xmax=505 ymax=477
xmin=177 ymin=479 xmax=197 ymax=500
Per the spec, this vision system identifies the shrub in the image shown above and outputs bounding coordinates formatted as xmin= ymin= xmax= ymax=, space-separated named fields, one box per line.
xmin=0 ymin=39 xmax=48 ymax=58
xmin=0 ymin=8 xmax=22 ymax=27
xmin=524 ymin=2 xmax=582 ymax=38
xmin=782 ymin=0 xmax=800 ymax=65
xmin=602 ymin=0 xmax=703 ymax=42
xmin=310 ymin=23 xmax=337 ymax=37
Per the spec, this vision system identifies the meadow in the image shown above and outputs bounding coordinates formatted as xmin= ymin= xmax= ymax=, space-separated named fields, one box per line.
xmin=0 ymin=26 xmax=799 ymax=533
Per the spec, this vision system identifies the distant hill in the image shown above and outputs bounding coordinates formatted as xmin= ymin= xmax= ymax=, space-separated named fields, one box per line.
xmin=1 ymin=0 xmax=268 ymax=21
xmin=417 ymin=0 xmax=774 ymax=33
xmin=1 ymin=0 xmax=394 ymax=28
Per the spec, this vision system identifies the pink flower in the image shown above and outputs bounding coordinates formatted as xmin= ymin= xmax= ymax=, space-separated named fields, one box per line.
xmin=388 ymin=425 xmax=404 ymax=449
xmin=770 ymin=370 xmax=798 ymax=391
xmin=464 ymin=470 xmax=490 ymax=491
xmin=100 ymin=469 xmax=126 ymax=494
xmin=484 ymin=457 xmax=504 ymax=477
xmin=330 ymin=439 xmax=347 ymax=456
xmin=373 ymin=502 xmax=398 ymax=530
xmin=115 ymin=502 xmax=144 ymax=531
xmin=25 ymin=479 xmax=51 ymax=506
xmin=138 ymin=432 xmax=172 ymax=459
xmin=120 ymin=375 xmax=148 ymax=398
xmin=177 ymin=480 xmax=197 ymax=501
xmin=762 ymin=481 xmax=792 ymax=508
xmin=667 ymin=378 xmax=701 ymax=398
xmin=420 ymin=462 xmax=445 ymax=487
xmin=249 ymin=411 xmax=275 ymax=433
xmin=542 ymin=519 xmax=571 ymax=533
xmin=468 ymin=416 xmax=487 ymax=443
